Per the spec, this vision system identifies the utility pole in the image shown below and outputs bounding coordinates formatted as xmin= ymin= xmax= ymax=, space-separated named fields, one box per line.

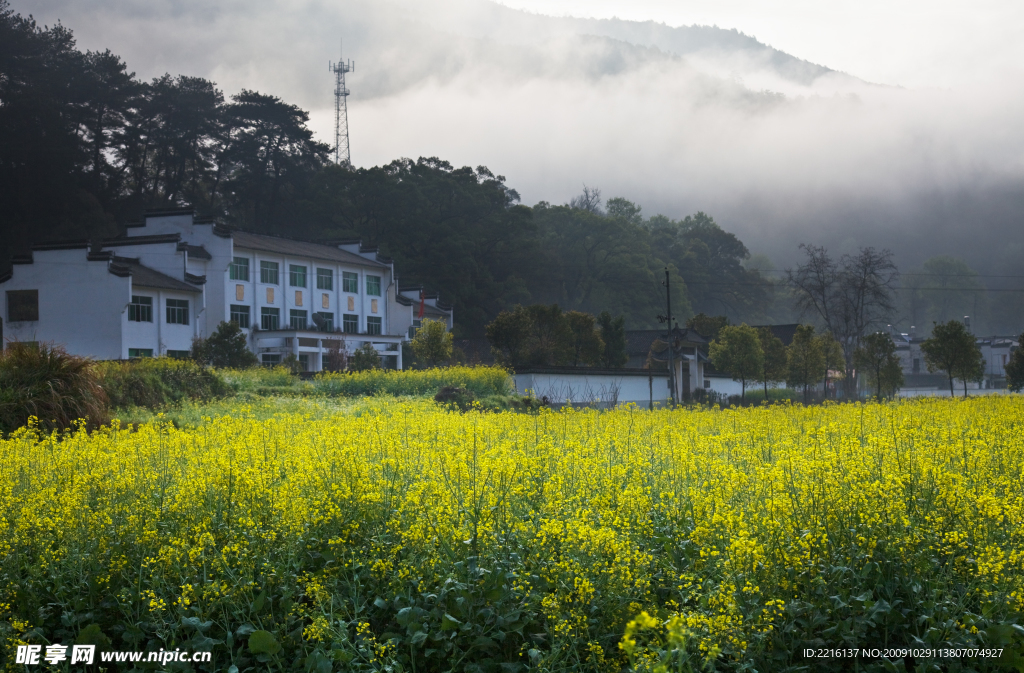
xmin=657 ymin=267 xmax=676 ymax=407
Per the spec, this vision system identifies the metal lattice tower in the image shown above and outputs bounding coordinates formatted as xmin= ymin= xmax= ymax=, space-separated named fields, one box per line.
xmin=329 ymin=43 xmax=354 ymax=166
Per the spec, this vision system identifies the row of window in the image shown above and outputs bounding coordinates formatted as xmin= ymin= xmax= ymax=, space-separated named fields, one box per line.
xmin=236 ymin=305 xmax=381 ymax=334
xmin=229 ymin=258 xmax=381 ymax=295
xmin=129 ymin=296 xmax=382 ymax=335
xmin=128 ymin=296 xmax=189 ymax=325
xmin=127 ymin=348 xmax=190 ymax=359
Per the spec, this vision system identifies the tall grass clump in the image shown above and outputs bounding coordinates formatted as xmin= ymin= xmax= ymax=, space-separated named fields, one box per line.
xmin=0 ymin=341 xmax=107 ymax=434
xmin=96 ymin=357 xmax=228 ymax=409
xmin=314 ymin=364 xmax=513 ymax=399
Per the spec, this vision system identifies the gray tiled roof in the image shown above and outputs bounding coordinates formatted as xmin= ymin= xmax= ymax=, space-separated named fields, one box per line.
xmin=121 ymin=261 xmax=202 ymax=293
xmin=232 ymin=231 xmax=387 ymax=268
xmin=177 ymin=243 xmax=212 ymax=260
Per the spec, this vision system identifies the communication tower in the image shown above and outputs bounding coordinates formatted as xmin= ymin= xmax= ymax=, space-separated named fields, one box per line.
xmin=329 ymin=43 xmax=354 ymax=166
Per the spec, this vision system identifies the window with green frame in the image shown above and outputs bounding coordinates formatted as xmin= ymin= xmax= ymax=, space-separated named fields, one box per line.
xmin=229 ymin=257 xmax=250 ymax=281
xmin=289 ymin=309 xmax=308 ymax=330
xmin=128 ymin=348 xmax=153 ymax=358
xmin=289 ymin=265 xmax=307 ymax=287
xmin=313 ymin=311 xmax=334 ymax=331
xmin=343 ymin=314 xmax=359 ymax=333
xmin=230 ymin=304 xmax=250 ymax=328
xmin=316 ymin=268 xmax=333 ymax=290
xmin=342 ymin=271 xmax=358 ymax=293
xmin=260 ymin=261 xmax=279 ymax=284
xmin=166 ymin=299 xmax=189 ymax=325
xmin=367 ymin=316 xmax=382 ymax=335
xmin=261 ymin=307 xmax=280 ymax=330
xmin=128 ymin=295 xmax=152 ymax=322
xmin=167 ymin=350 xmax=190 ymax=359
xmin=366 ymin=275 xmax=381 ymax=296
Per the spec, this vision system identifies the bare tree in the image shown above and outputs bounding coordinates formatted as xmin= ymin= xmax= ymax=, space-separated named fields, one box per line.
xmin=787 ymin=245 xmax=899 ymax=396
xmin=569 ymin=185 xmax=603 ymax=213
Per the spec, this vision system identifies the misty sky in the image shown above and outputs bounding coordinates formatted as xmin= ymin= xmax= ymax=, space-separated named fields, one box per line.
xmin=16 ymin=0 xmax=1024 ymax=272
xmin=496 ymin=0 xmax=1024 ymax=88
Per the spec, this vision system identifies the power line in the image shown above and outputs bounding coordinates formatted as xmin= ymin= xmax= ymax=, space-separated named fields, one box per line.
xmin=754 ymin=268 xmax=1024 ymax=279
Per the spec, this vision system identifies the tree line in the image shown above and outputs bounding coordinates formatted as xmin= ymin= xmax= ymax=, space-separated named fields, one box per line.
xmin=0 ymin=4 xmax=772 ymax=337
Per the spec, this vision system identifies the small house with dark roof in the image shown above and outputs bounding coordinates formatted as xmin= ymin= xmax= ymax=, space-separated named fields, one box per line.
xmin=0 ymin=209 xmax=452 ymax=370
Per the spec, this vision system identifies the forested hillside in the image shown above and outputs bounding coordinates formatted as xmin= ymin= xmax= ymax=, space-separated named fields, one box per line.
xmin=0 ymin=2 xmax=780 ymax=335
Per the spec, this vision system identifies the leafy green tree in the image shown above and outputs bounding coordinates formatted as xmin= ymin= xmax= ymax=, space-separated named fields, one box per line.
xmin=855 ymin=332 xmax=904 ymax=400
xmin=190 ymin=321 xmax=259 ymax=368
xmin=1005 ymin=335 xmax=1024 ymax=393
xmin=757 ymin=327 xmax=788 ymax=399
xmin=303 ymin=159 xmax=537 ymax=333
xmin=121 ymin=74 xmax=225 ymax=212
xmin=651 ymin=212 xmax=768 ymax=320
xmin=921 ymin=320 xmax=984 ymax=397
xmin=564 ymin=311 xmax=604 ymax=366
xmin=349 ymin=343 xmax=381 ymax=372
xmin=596 ymin=311 xmax=628 ymax=368
xmin=686 ymin=314 xmax=730 ymax=342
xmin=525 ymin=304 xmax=573 ymax=367
xmin=485 ymin=305 xmax=534 ymax=369
xmin=221 ymin=90 xmax=330 ymax=232
xmin=787 ymin=325 xmax=826 ymax=404
xmin=818 ymin=331 xmax=846 ymax=398
xmin=531 ymin=203 xmax=666 ymax=330
xmin=411 ymin=318 xmax=453 ymax=367
xmin=605 ymin=197 xmax=643 ymax=225
xmin=709 ymin=324 xmax=763 ymax=404
xmin=0 ymin=5 xmax=113 ymax=262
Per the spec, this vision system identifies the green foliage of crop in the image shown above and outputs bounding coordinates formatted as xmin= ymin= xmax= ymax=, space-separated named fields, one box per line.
xmin=314 ymin=365 xmax=513 ymax=399
xmin=5 ymin=398 xmax=1024 ymax=672
xmin=216 ymin=366 xmax=309 ymax=395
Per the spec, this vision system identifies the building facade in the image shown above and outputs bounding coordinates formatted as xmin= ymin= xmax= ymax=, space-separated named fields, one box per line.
xmin=0 ymin=209 xmax=452 ymax=370
xmin=892 ymin=331 xmax=1019 ymax=393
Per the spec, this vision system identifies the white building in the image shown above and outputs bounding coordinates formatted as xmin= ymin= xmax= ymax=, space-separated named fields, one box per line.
xmin=0 ymin=209 xmax=452 ymax=370
xmin=892 ymin=331 xmax=1019 ymax=393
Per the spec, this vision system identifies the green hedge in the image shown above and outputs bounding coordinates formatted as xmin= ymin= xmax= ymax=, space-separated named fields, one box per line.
xmin=314 ymin=365 xmax=513 ymax=399
xmin=96 ymin=357 xmax=228 ymax=409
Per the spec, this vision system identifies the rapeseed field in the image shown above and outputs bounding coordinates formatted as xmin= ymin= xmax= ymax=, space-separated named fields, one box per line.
xmin=2 ymin=397 xmax=1023 ymax=671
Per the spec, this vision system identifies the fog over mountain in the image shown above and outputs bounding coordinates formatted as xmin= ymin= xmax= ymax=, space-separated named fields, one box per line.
xmin=18 ymin=0 xmax=1024 ymax=280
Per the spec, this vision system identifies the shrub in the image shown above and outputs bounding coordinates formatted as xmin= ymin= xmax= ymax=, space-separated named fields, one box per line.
xmin=411 ymin=318 xmax=453 ymax=367
xmin=433 ymin=385 xmax=476 ymax=411
xmin=0 ymin=341 xmax=108 ymax=434
xmin=349 ymin=343 xmax=381 ymax=372
xmin=190 ymin=321 xmax=259 ymax=368
xmin=96 ymin=357 xmax=228 ymax=409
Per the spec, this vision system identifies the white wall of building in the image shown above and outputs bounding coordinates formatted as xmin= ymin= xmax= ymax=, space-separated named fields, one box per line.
xmin=2 ymin=249 xmax=128 ymax=360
